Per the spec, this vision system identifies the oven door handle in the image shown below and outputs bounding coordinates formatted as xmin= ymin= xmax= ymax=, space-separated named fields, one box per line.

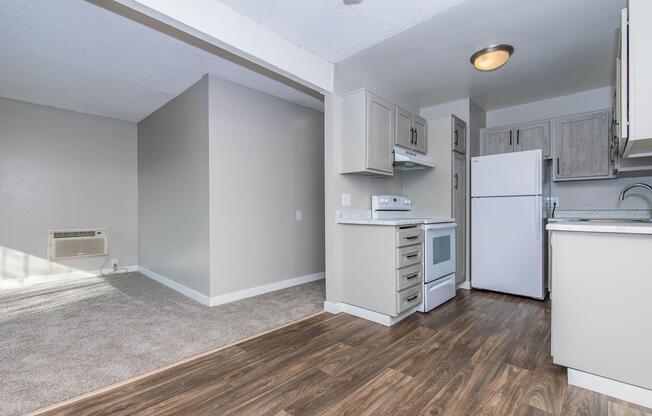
xmin=423 ymin=223 xmax=457 ymax=231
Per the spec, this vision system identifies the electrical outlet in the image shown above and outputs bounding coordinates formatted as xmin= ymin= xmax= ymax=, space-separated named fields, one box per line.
xmin=111 ymin=259 xmax=119 ymax=271
xmin=341 ymin=193 xmax=351 ymax=207
xmin=544 ymin=197 xmax=559 ymax=209
xmin=295 ymin=210 xmax=303 ymax=221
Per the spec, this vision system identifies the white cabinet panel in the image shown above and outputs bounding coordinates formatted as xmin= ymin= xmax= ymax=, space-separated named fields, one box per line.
xmin=551 ymin=231 xmax=652 ymax=390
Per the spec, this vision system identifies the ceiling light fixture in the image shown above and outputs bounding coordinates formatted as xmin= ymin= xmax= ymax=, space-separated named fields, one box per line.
xmin=470 ymin=44 xmax=514 ymax=72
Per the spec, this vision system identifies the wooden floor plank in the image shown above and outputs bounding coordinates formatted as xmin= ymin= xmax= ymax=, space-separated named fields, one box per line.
xmin=561 ymin=386 xmax=609 ymax=416
xmin=520 ymin=363 xmax=568 ymax=415
xmin=464 ymin=362 xmax=530 ymax=416
xmin=35 ymin=290 xmax=650 ymax=416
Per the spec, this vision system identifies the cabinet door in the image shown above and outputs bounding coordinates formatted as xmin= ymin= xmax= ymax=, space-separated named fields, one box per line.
xmin=395 ymin=106 xmax=413 ymax=149
xmin=452 ymin=152 xmax=466 ymax=284
xmin=481 ymin=127 xmax=513 ymax=156
xmin=366 ymin=93 xmax=395 ymax=174
xmin=412 ymin=114 xmax=428 ymax=154
xmin=453 ymin=116 xmax=466 ymax=154
xmin=515 ymin=121 xmax=551 ymax=158
xmin=554 ymin=111 xmax=611 ymax=180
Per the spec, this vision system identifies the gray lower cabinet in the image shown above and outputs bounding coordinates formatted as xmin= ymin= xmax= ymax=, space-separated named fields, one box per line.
xmin=553 ymin=110 xmax=613 ymax=181
xmin=340 ymin=89 xmax=395 ymax=176
xmin=452 ymin=152 xmax=466 ymax=284
xmin=340 ymin=224 xmax=424 ymax=317
xmin=481 ymin=126 xmax=514 ymax=156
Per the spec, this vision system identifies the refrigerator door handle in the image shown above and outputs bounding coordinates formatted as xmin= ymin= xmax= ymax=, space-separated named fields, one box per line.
xmin=535 ymin=197 xmax=541 ymax=240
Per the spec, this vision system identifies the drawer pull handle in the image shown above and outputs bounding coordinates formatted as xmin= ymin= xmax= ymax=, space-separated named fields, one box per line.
xmin=407 ymin=295 xmax=419 ymax=302
xmin=406 ymin=253 xmax=418 ymax=259
xmin=405 ymin=236 xmax=418 ymax=240
xmin=406 ymin=273 xmax=419 ymax=280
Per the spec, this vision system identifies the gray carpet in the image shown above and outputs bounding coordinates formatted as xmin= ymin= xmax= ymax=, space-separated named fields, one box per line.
xmin=0 ymin=272 xmax=325 ymax=416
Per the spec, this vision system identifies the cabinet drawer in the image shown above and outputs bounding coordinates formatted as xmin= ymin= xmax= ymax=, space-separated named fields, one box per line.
xmin=396 ymin=226 xmax=423 ymax=247
xmin=397 ymin=264 xmax=422 ymax=291
xmin=397 ymin=285 xmax=423 ymax=314
xmin=397 ymin=244 xmax=422 ymax=268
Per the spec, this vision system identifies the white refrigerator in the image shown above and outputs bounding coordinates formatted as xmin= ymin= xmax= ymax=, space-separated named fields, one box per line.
xmin=471 ymin=149 xmax=546 ymax=299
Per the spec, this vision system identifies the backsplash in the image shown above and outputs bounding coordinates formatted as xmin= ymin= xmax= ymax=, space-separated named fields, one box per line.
xmin=552 ymin=209 xmax=652 ymax=220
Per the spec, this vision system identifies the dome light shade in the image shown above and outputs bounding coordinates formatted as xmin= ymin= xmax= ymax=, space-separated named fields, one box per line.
xmin=470 ymin=44 xmax=514 ymax=71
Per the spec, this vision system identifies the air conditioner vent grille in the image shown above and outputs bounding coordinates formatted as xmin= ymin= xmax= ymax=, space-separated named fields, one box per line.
xmin=48 ymin=229 xmax=108 ymax=260
xmin=53 ymin=231 xmax=99 ymax=239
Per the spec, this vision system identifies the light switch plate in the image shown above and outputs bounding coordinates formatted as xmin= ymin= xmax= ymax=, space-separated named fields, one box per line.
xmin=341 ymin=193 xmax=351 ymax=207
xmin=295 ymin=210 xmax=303 ymax=221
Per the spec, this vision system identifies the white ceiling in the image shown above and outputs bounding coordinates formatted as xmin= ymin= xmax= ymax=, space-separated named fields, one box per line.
xmin=337 ymin=0 xmax=626 ymax=111
xmin=216 ymin=0 xmax=469 ymax=63
xmin=0 ymin=0 xmax=323 ymax=122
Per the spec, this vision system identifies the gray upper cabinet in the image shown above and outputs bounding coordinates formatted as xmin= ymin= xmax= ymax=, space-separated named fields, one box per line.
xmin=481 ymin=126 xmax=513 ymax=156
xmin=481 ymin=121 xmax=551 ymax=159
xmin=395 ymin=107 xmax=428 ymax=154
xmin=395 ymin=107 xmax=412 ymax=150
xmin=515 ymin=121 xmax=550 ymax=158
xmin=340 ymin=89 xmax=395 ymax=176
xmin=554 ymin=111 xmax=612 ymax=181
xmin=452 ymin=116 xmax=466 ymax=154
xmin=366 ymin=93 xmax=395 ymax=173
xmin=412 ymin=114 xmax=428 ymax=154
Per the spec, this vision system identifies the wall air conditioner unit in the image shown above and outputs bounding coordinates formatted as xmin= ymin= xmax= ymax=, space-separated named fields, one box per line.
xmin=48 ymin=229 xmax=108 ymax=260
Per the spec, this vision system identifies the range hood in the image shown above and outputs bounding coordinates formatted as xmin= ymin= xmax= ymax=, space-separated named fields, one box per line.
xmin=393 ymin=146 xmax=434 ymax=171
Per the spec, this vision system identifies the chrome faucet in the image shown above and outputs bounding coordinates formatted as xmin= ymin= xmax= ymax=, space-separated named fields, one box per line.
xmin=618 ymin=183 xmax=652 ymax=200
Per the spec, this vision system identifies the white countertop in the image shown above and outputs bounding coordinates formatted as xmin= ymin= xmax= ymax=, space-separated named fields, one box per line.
xmin=337 ymin=217 xmax=454 ymax=226
xmin=335 ymin=209 xmax=454 ymax=226
xmin=547 ymin=220 xmax=652 ymax=235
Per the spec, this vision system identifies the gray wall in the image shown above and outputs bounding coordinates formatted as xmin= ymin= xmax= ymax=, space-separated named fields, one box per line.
xmin=138 ymin=76 xmax=211 ymax=295
xmin=486 ymin=87 xmax=652 ymax=211
xmin=208 ymin=75 xmax=325 ymax=297
xmin=0 ymin=97 xmax=137 ymax=282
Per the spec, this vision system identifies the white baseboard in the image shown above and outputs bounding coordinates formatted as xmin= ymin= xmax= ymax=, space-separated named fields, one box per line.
xmin=208 ymin=272 xmax=325 ymax=306
xmin=323 ymin=301 xmax=341 ymax=314
xmin=324 ymin=301 xmax=416 ymax=327
xmin=139 ymin=267 xmax=325 ymax=307
xmin=0 ymin=265 xmax=139 ymax=289
xmin=456 ymin=280 xmax=471 ymax=290
xmin=138 ymin=267 xmax=211 ymax=306
xmin=568 ymin=368 xmax=652 ymax=409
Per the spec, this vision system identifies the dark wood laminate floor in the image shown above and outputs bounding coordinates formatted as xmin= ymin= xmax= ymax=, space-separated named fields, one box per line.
xmin=39 ymin=290 xmax=651 ymax=416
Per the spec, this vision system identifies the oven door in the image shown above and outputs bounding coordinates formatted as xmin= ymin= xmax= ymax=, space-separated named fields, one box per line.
xmin=424 ymin=224 xmax=456 ymax=283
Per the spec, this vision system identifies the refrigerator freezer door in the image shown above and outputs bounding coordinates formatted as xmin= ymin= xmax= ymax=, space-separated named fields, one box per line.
xmin=471 ymin=150 xmax=543 ymax=197
xmin=471 ymin=195 xmax=544 ymax=299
